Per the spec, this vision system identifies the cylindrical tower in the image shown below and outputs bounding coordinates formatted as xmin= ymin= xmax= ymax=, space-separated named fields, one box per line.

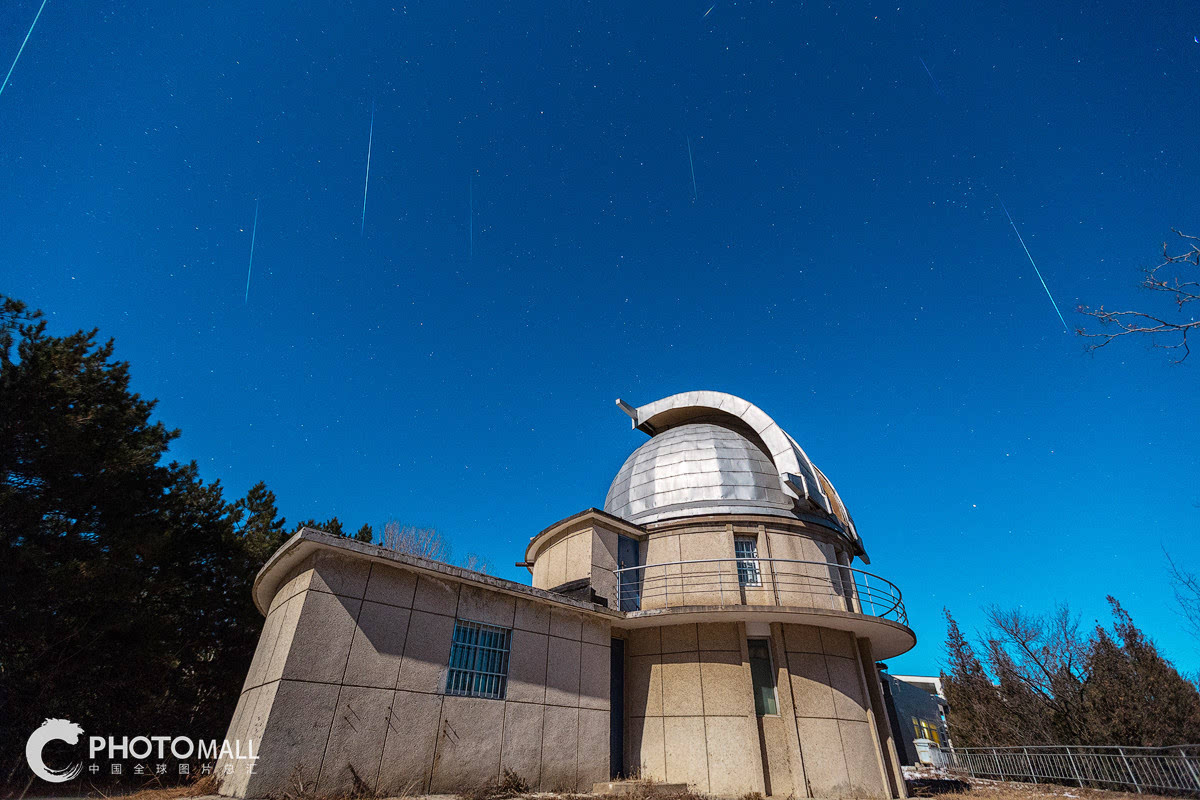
xmin=525 ymin=392 xmax=915 ymax=799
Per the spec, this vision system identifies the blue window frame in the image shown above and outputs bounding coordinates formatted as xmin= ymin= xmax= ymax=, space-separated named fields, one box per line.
xmin=446 ymin=619 xmax=511 ymax=699
xmin=735 ymin=536 xmax=761 ymax=587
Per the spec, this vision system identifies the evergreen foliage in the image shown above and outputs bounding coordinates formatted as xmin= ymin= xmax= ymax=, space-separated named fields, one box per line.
xmin=942 ymin=599 xmax=1200 ymax=747
xmin=0 ymin=296 xmax=288 ymax=784
xmin=294 ymin=516 xmax=344 ymax=537
xmin=0 ymin=295 xmax=487 ymax=788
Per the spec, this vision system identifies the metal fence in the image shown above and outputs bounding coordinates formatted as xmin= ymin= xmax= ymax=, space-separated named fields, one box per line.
xmin=613 ymin=557 xmax=907 ymax=625
xmin=936 ymin=745 xmax=1200 ymax=795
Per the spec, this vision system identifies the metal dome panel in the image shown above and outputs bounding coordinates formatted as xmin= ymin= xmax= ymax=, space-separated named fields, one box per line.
xmin=604 ymin=423 xmax=795 ymax=524
xmin=606 ymin=392 xmax=867 ymax=559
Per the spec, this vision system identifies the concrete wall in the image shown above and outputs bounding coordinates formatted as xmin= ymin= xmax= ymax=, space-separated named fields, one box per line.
xmin=528 ymin=515 xmax=858 ymax=616
xmin=639 ymin=523 xmax=739 ymax=608
xmin=531 ymin=523 xmax=593 ymax=593
xmin=630 ymin=519 xmax=853 ymax=612
xmin=764 ymin=526 xmax=852 ymax=611
xmin=216 ymin=550 xmax=611 ymax=798
xmin=529 ymin=517 xmax=624 ymax=610
xmin=621 ymin=620 xmax=898 ymax=799
xmin=623 ymin=622 xmax=766 ymax=796
xmin=780 ymin=623 xmax=892 ymax=798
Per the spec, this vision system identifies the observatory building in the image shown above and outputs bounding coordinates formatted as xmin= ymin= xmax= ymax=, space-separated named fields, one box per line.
xmin=217 ymin=392 xmax=916 ymax=799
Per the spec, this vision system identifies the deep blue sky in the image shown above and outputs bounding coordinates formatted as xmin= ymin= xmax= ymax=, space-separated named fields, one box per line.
xmin=4 ymin=0 xmax=1199 ymax=677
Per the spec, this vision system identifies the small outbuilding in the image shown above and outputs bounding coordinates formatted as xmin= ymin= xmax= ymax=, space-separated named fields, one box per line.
xmin=216 ymin=392 xmax=917 ymax=798
xmin=878 ymin=670 xmax=950 ymax=765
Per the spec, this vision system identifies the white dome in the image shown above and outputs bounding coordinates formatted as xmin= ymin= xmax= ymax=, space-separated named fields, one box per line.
xmin=604 ymin=391 xmax=865 ymax=557
xmin=604 ymin=423 xmax=793 ymax=524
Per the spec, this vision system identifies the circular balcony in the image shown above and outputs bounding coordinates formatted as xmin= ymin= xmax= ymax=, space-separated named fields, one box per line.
xmin=614 ymin=557 xmax=915 ymax=658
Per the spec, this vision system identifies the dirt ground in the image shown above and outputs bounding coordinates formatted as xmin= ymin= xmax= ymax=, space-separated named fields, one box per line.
xmin=19 ymin=773 xmax=1186 ymax=800
xmin=907 ymin=774 xmax=1180 ymax=800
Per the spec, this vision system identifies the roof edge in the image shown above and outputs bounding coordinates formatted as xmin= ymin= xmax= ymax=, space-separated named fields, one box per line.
xmin=524 ymin=507 xmax=647 ymax=566
xmin=253 ymin=527 xmax=622 ymax=619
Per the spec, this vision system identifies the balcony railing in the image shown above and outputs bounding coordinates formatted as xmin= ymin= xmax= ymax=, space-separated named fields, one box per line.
xmin=936 ymin=745 xmax=1200 ymax=796
xmin=614 ymin=557 xmax=907 ymax=625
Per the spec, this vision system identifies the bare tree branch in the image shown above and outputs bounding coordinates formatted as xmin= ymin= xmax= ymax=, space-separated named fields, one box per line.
xmin=983 ymin=603 xmax=1090 ymax=742
xmin=379 ymin=521 xmax=493 ymax=574
xmin=460 ymin=552 xmax=492 ymax=575
xmin=1165 ymin=548 xmax=1200 ymax=644
xmin=1078 ymin=229 xmax=1200 ymax=363
xmin=381 ymin=521 xmax=453 ymax=562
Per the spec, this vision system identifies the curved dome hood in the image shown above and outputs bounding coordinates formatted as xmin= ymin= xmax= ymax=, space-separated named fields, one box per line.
xmin=604 ymin=391 xmax=867 ymax=561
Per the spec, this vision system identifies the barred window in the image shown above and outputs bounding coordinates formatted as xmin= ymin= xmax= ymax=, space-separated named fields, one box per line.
xmin=446 ymin=619 xmax=511 ymax=699
xmin=735 ymin=536 xmax=762 ymax=587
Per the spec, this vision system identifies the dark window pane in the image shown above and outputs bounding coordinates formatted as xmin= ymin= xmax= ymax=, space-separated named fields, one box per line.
xmin=748 ymin=639 xmax=778 ymax=715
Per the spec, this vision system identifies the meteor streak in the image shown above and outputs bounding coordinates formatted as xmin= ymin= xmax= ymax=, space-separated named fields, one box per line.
xmin=360 ymin=102 xmax=374 ymax=236
xmin=0 ymin=0 xmax=49 ymax=99
xmin=244 ymin=199 xmax=259 ymax=304
xmin=1000 ymin=199 xmax=1068 ymax=333
xmin=469 ymin=174 xmax=473 ymax=260
xmin=686 ymin=136 xmax=697 ymax=199
xmin=918 ymin=55 xmax=942 ymax=97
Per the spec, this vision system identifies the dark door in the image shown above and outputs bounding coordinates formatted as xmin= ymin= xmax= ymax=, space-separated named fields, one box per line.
xmin=609 ymin=637 xmax=624 ymax=778
xmin=617 ymin=535 xmax=642 ymax=612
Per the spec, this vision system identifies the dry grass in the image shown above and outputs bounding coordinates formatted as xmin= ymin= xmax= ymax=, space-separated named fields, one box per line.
xmin=267 ymin=763 xmax=408 ymax=800
xmin=456 ymin=769 xmax=531 ymax=800
xmin=919 ymin=777 xmax=1184 ymax=800
xmin=455 ymin=777 xmax=707 ymax=800
xmin=72 ymin=770 xmax=1189 ymax=800
xmin=596 ymin=785 xmax=707 ymax=800
xmin=81 ymin=773 xmax=219 ymax=800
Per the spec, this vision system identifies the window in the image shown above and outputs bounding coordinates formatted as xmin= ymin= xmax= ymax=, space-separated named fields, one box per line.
xmin=735 ymin=536 xmax=761 ymax=587
xmin=747 ymin=638 xmax=779 ymax=715
xmin=912 ymin=717 xmax=940 ymax=744
xmin=618 ymin=534 xmax=642 ymax=612
xmin=446 ymin=619 xmax=511 ymax=699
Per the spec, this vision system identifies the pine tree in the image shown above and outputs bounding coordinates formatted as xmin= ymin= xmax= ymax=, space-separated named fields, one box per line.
xmin=941 ymin=610 xmax=1005 ymax=746
xmin=355 ymin=523 xmax=374 ymax=543
xmin=0 ymin=295 xmax=287 ymax=784
xmin=943 ymin=598 xmax=1200 ymax=748
xmin=236 ymin=481 xmax=288 ymax=562
xmin=295 ymin=516 xmax=345 ymax=537
xmin=986 ymin=642 xmax=1057 ymax=745
xmin=1080 ymin=597 xmax=1200 ymax=746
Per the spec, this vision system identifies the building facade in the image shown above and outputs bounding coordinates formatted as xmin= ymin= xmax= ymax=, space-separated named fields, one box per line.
xmin=216 ymin=392 xmax=917 ymax=798
xmin=878 ymin=671 xmax=950 ymax=765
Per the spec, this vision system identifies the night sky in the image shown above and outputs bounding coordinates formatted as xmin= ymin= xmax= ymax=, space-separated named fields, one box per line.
xmin=4 ymin=0 xmax=1199 ymax=677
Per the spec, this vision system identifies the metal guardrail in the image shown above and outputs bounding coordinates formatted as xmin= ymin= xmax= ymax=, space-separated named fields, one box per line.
xmin=937 ymin=745 xmax=1200 ymax=796
xmin=613 ymin=557 xmax=907 ymax=625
